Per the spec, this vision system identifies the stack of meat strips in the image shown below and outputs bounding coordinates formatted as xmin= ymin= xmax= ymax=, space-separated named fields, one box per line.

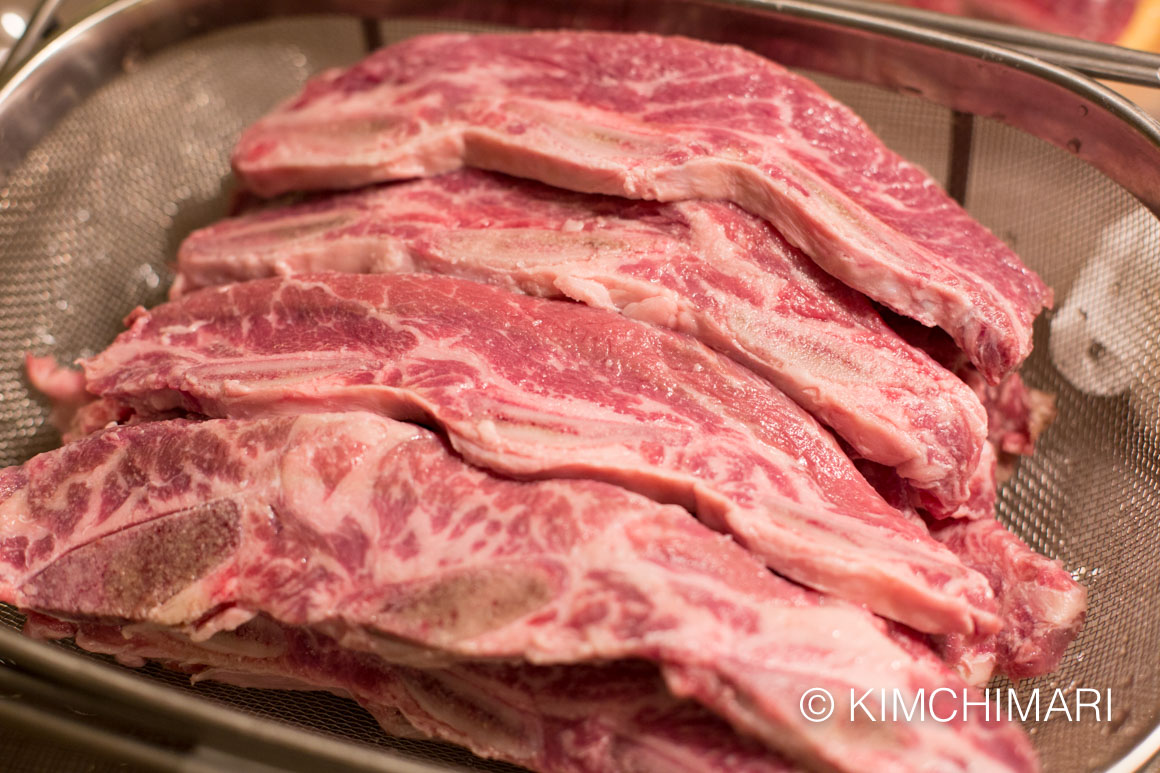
xmin=1 ymin=32 xmax=1084 ymax=773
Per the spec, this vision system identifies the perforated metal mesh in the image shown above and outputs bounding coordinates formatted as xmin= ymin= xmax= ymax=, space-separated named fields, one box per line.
xmin=0 ymin=12 xmax=1157 ymax=773
xmin=0 ymin=728 xmax=151 ymax=773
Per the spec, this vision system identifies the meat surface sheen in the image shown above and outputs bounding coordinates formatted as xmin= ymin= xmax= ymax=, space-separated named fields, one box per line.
xmin=232 ymin=31 xmax=1051 ymax=382
xmin=1 ymin=415 xmax=1036 ymax=773
xmin=856 ymin=452 xmax=1086 ymax=683
xmin=80 ymin=274 xmax=999 ymax=636
xmin=175 ymin=170 xmax=988 ymax=509
xmin=931 ymin=517 xmax=1088 ymax=683
xmin=886 ymin=311 xmax=1057 ymax=463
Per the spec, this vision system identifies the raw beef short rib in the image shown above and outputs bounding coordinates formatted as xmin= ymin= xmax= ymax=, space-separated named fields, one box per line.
xmin=931 ymin=516 xmax=1088 ymax=683
xmin=857 ymin=452 xmax=1086 ymax=683
xmin=175 ymin=169 xmax=988 ymax=509
xmin=47 ymin=618 xmax=801 ymax=773
xmin=79 ymin=274 xmax=1000 ymax=635
xmin=0 ymin=414 xmax=1035 ymax=773
xmin=232 ymin=31 xmax=1052 ymax=381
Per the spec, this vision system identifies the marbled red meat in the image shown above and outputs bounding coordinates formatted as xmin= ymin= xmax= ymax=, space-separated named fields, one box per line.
xmin=884 ymin=311 xmax=1058 ymax=490
xmin=175 ymin=170 xmax=988 ymax=510
xmin=931 ymin=517 xmax=1088 ymax=683
xmin=232 ymin=32 xmax=1051 ymax=382
xmin=53 ymin=618 xmax=803 ymax=773
xmin=79 ymin=274 xmax=1000 ymax=636
xmin=1 ymin=414 xmax=1036 ymax=773
xmin=857 ymin=451 xmax=1085 ymax=683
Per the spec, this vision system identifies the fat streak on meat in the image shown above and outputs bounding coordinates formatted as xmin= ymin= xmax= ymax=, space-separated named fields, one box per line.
xmin=856 ymin=452 xmax=1086 ymax=683
xmin=79 ymin=273 xmax=1000 ymax=636
xmin=884 ymin=310 xmax=1058 ymax=490
xmin=931 ymin=517 xmax=1087 ymax=683
xmin=0 ymin=414 xmax=1036 ymax=773
xmin=175 ymin=169 xmax=988 ymax=510
xmin=232 ymin=31 xmax=1052 ymax=382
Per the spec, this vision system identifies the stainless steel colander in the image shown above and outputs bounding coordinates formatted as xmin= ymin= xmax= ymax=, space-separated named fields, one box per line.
xmin=1 ymin=1 xmax=1159 ymax=771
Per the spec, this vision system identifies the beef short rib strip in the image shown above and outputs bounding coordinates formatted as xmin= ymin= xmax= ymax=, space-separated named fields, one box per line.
xmin=884 ymin=309 xmax=1059 ymax=490
xmin=49 ymin=618 xmax=801 ymax=773
xmin=175 ymin=170 xmax=988 ymax=509
xmin=931 ymin=517 xmax=1088 ymax=683
xmin=80 ymin=274 xmax=999 ymax=636
xmin=0 ymin=415 xmax=1035 ymax=773
xmin=857 ymin=452 xmax=1086 ymax=683
xmin=232 ymin=31 xmax=1052 ymax=381
xmin=869 ymin=309 xmax=1058 ymax=520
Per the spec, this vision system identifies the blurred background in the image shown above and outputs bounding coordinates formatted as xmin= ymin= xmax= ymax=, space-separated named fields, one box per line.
xmin=4 ymin=0 xmax=1160 ymax=112
xmin=867 ymin=0 xmax=1160 ymax=113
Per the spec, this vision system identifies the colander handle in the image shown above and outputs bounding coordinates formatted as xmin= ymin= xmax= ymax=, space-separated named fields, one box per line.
xmin=0 ymin=0 xmax=65 ymax=84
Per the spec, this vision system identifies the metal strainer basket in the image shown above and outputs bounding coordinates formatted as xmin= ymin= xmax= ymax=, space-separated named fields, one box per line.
xmin=1 ymin=1 xmax=1159 ymax=771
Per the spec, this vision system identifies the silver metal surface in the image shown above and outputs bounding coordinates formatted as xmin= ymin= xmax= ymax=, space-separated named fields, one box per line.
xmin=0 ymin=0 xmax=64 ymax=81
xmin=0 ymin=1 xmax=1158 ymax=772
xmin=4 ymin=0 xmax=1160 ymax=212
xmin=0 ymin=625 xmax=483 ymax=773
